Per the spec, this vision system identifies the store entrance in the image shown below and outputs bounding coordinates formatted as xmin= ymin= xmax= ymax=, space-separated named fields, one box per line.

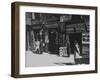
xmin=69 ymin=33 xmax=82 ymax=55
xmin=48 ymin=28 xmax=59 ymax=54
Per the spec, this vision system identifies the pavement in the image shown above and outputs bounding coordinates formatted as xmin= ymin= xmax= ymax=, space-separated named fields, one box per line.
xmin=25 ymin=51 xmax=75 ymax=67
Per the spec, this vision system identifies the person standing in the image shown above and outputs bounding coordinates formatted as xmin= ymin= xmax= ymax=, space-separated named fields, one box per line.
xmin=74 ymin=40 xmax=82 ymax=58
xmin=35 ymin=39 xmax=40 ymax=54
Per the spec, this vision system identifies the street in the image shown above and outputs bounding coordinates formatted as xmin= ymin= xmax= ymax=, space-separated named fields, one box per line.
xmin=25 ymin=51 xmax=75 ymax=67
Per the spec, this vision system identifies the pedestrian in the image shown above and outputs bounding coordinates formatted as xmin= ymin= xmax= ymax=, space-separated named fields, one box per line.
xmin=74 ymin=40 xmax=82 ymax=58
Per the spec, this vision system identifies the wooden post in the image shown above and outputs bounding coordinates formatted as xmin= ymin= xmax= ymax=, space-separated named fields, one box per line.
xmin=27 ymin=31 xmax=30 ymax=51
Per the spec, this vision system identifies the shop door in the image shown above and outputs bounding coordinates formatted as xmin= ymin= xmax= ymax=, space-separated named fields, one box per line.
xmin=69 ymin=33 xmax=82 ymax=55
xmin=48 ymin=29 xmax=59 ymax=54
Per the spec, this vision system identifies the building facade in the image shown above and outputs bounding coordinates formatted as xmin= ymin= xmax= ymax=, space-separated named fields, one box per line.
xmin=26 ymin=12 xmax=90 ymax=64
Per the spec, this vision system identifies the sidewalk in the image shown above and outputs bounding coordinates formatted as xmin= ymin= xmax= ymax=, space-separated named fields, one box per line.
xmin=25 ymin=51 xmax=75 ymax=67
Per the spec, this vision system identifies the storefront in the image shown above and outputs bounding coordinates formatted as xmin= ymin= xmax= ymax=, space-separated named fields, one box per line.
xmin=26 ymin=12 xmax=89 ymax=59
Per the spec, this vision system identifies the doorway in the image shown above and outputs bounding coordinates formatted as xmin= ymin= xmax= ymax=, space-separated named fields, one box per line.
xmin=48 ymin=28 xmax=59 ymax=54
xmin=69 ymin=33 xmax=82 ymax=55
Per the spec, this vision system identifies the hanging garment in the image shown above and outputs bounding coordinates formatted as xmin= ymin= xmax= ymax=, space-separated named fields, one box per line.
xmin=30 ymin=30 xmax=36 ymax=52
